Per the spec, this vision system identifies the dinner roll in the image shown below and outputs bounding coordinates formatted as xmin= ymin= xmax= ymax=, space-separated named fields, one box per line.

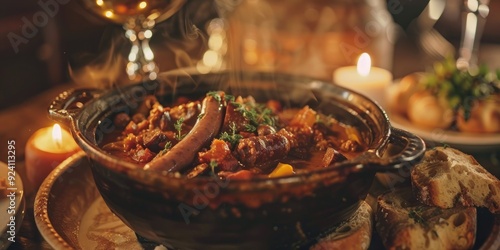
xmin=387 ymin=72 xmax=425 ymax=115
xmin=456 ymin=95 xmax=500 ymax=133
xmin=407 ymin=90 xmax=454 ymax=129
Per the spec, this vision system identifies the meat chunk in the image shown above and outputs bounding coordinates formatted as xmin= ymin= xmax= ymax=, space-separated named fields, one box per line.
xmin=235 ymin=134 xmax=290 ymax=168
xmin=198 ymin=139 xmax=239 ymax=172
xmin=321 ymin=147 xmax=347 ymax=167
xmin=257 ymin=124 xmax=276 ymax=136
xmin=142 ymin=128 xmax=167 ymax=152
xmin=113 ymin=112 xmax=131 ymax=128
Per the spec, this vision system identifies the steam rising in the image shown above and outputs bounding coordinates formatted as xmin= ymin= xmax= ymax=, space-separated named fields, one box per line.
xmin=69 ymin=0 xmax=394 ymax=106
xmin=68 ymin=37 xmax=128 ymax=88
xmin=70 ymin=0 xmax=216 ymax=88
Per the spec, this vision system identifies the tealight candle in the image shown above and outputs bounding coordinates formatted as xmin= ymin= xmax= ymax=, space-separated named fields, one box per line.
xmin=333 ymin=53 xmax=393 ymax=107
xmin=25 ymin=124 xmax=80 ymax=188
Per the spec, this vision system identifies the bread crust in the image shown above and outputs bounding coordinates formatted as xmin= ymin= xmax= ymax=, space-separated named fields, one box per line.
xmin=411 ymin=147 xmax=500 ymax=213
xmin=376 ymin=187 xmax=477 ymax=250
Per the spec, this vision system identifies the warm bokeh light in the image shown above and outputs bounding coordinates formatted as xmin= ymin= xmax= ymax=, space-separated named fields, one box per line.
xmin=208 ymin=34 xmax=224 ymax=51
xmin=96 ymin=0 xmax=104 ymax=6
xmin=105 ymin=10 xmax=114 ymax=18
xmin=357 ymin=53 xmax=371 ymax=77
xmin=203 ymin=50 xmax=219 ymax=67
xmin=139 ymin=1 xmax=147 ymax=9
xmin=52 ymin=124 xmax=62 ymax=148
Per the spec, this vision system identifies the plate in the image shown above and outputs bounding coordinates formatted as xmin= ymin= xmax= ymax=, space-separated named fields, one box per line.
xmin=385 ymin=83 xmax=500 ymax=153
xmin=35 ymin=152 xmax=500 ymax=249
xmin=387 ymin=110 xmax=500 ymax=153
xmin=34 ymin=152 xmax=163 ymax=249
xmin=0 ymin=161 xmax=25 ymax=250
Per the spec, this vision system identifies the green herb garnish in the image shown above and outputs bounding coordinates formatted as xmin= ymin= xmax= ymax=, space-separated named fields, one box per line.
xmin=244 ymin=123 xmax=257 ymax=133
xmin=219 ymin=122 xmax=243 ymax=147
xmin=408 ymin=208 xmax=426 ymax=226
xmin=174 ymin=118 xmax=185 ymax=140
xmin=207 ymin=91 xmax=222 ymax=102
xmin=161 ymin=141 xmax=172 ymax=154
xmin=423 ymin=56 xmax=500 ymax=121
xmin=209 ymin=160 xmax=218 ymax=174
xmin=224 ymin=94 xmax=235 ymax=102
xmin=233 ymin=101 xmax=276 ymax=128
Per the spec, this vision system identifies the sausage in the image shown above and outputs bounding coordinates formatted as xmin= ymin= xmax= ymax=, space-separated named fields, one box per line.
xmin=235 ymin=125 xmax=314 ymax=168
xmin=257 ymin=124 xmax=276 ymax=136
xmin=144 ymin=95 xmax=224 ymax=174
xmin=235 ymin=134 xmax=290 ymax=168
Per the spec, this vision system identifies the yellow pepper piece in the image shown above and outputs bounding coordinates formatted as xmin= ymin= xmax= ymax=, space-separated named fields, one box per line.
xmin=268 ymin=163 xmax=295 ymax=178
xmin=346 ymin=126 xmax=362 ymax=144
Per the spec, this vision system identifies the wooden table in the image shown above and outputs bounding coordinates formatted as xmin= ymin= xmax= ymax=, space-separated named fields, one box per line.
xmin=1 ymin=40 xmax=499 ymax=249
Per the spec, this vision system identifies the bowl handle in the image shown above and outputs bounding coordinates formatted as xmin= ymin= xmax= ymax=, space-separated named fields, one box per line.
xmin=376 ymin=127 xmax=427 ymax=170
xmin=336 ymin=127 xmax=426 ymax=173
xmin=48 ymin=88 xmax=102 ymax=127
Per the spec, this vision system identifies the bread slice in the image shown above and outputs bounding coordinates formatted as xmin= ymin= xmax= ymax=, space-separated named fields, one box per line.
xmin=376 ymin=187 xmax=476 ymax=250
xmin=411 ymin=147 xmax=500 ymax=213
xmin=311 ymin=201 xmax=373 ymax=250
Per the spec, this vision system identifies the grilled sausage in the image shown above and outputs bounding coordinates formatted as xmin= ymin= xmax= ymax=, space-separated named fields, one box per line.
xmin=144 ymin=95 xmax=224 ymax=174
xmin=235 ymin=134 xmax=290 ymax=168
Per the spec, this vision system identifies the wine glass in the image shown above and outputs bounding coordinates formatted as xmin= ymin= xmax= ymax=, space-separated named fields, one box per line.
xmin=80 ymin=0 xmax=186 ymax=81
xmin=456 ymin=0 xmax=490 ymax=71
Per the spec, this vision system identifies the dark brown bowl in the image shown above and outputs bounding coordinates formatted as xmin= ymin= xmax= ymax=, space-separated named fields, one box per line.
xmin=48 ymin=71 xmax=425 ymax=249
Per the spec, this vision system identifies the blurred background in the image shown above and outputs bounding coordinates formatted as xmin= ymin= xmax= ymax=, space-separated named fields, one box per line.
xmin=0 ymin=0 xmax=499 ymax=110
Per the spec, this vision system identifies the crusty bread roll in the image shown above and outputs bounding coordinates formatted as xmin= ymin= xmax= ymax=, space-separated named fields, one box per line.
xmin=376 ymin=187 xmax=477 ymax=250
xmin=411 ymin=147 xmax=500 ymax=213
xmin=311 ymin=201 xmax=373 ymax=250
xmin=387 ymin=72 xmax=425 ymax=115
xmin=456 ymin=95 xmax=500 ymax=133
xmin=407 ymin=91 xmax=454 ymax=129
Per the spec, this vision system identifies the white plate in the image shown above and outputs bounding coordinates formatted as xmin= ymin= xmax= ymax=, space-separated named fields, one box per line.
xmin=387 ymin=110 xmax=500 ymax=153
xmin=0 ymin=161 xmax=25 ymax=250
xmin=385 ymin=80 xmax=500 ymax=153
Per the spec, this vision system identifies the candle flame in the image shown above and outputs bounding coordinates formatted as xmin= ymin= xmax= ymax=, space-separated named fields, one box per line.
xmin=357 ymin=53 xmax=371 ymax=77
xmin=52 ymin=124 xmax=63 ymax=149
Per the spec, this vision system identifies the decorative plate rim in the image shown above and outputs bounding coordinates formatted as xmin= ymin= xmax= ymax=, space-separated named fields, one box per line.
xmin=34 ymin=152 xmax=87 ymax=249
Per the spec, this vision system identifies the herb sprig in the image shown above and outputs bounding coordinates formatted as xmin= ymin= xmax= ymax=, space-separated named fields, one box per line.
xmin=174 ymin=118 xmax=185 ymax=140
xmin=233 ymin=101 xmax=276 ymax=129
xmin=219 ymin=122 xmax=243 ymax=147
xmin=423 ymin=56 xmax=500 ymax=120
xmin=408 ymin=208 xmax=426 ymax=226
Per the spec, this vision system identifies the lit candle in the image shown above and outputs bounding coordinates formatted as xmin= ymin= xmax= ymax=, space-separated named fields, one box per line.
xmin=333 ymin=53 xmax=393 ymax=107
xmin=25 ymin=124 xmax=81 ymax=188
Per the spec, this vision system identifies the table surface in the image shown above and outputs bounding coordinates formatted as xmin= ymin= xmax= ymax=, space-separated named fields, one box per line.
xmin=1 ymin=37 xmax=500 ymax=249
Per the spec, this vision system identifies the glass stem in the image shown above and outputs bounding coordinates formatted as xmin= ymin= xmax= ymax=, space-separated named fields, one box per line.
xmin=457 ymin=0 xmax=490 ymax=71
xmin=124 ymin=19 xmax=159 ymax=81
